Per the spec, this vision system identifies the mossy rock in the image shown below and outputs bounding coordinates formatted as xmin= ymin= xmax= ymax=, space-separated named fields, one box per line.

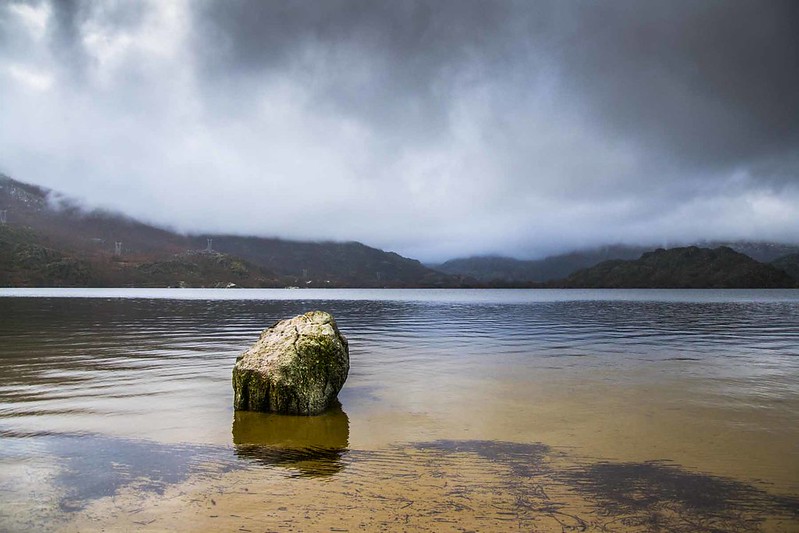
xmin=232 ymin=311 xmax=349 ymax=415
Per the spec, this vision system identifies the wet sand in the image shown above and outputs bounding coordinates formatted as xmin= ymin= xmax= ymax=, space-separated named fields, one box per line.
xmin=62 ymin=439 xmax=798 ymax=532
xmin=56 ymin=394 xmax=799 ymax=532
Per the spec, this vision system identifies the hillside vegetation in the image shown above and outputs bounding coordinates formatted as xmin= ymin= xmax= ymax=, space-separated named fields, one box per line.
xmin=557 ymin=247 xmax=796 ymax=288
xmin=2 ymin=175 xmax=797 ymax=289
xmin=0 ymin=175 xmax=465 ymax=288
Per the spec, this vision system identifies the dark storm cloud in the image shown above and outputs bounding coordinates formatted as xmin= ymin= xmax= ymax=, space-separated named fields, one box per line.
xmin=193 ymin=0 xmax=539 ymax=141
xmin=0 ymin=0 xmax=797 ymax=261
xmin=48 ymin=0 xmax=85 ymax=64
xmin=194 ymin=0 xmax=799 ymax=179
xmin=555 ymin=0 xmax=799 ymax=176
xmin=48 ymin=0 xmax=148 ymax=78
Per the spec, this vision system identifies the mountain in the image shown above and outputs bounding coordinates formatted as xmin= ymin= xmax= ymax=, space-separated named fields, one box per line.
xmin=556 ymin=246 xmax=797 ymax=288
xmin=188 ymin=235 xmax=455 ymax=287
xmin=433 ymin=245 xmax=651 ymax=283
xmin=433 ymin=256 xmax=543 ymax=283
xmin=771 ymin=253 xmax=799 ymax=282
xmin=0 ymin=223 xmax=277 ymax=288
xmin=703 ymin=241 xmax=799 ymax=263
xmin=0 ymin=224 xmax=94 ymax=287
xmin=3 ymin=174 xmax=796 ymax=289
xmin=0 ymin=174 xmax=465 ymax=288
xmin=435 ymin=241 xmax=799 ymax=284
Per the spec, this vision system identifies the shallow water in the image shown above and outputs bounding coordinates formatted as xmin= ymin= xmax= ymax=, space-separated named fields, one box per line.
xmin=1 ymin=288 xmax=798 ymax=531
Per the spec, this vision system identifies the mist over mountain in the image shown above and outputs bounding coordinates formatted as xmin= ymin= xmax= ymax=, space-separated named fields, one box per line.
xmin=2 ymin=174 xmax=797 ymax=289
xmin=435 ymin=242 xmax=799 ymax=283
xmin=432 ymin=246 xmax=649 ymax=283
xmin=1 ymin=1 xmax=797 ymax=261
xmin=0 ymin=175 xmax=465 ymax=288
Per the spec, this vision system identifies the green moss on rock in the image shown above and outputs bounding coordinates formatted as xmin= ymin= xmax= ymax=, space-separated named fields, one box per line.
xmin=232 ymin=311 xmax=349 ymax=415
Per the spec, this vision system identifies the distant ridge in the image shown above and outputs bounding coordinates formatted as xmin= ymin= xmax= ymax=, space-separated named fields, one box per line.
xmin=183 ymin=234 xmax=464 ymax=287
xmin=0 ymin=174 xmax=467 ymax=288
xmin=705 ymin=241 xmax=799 ymax=263
xmin=432 ymin=245 xmax=648 ymax=283
xmin=771 ymin=253 xmax=799 ymax=282
xmin=555 ymin=246 xmax=797 ymax=288
xmin=434 ymin=243 xmax=799 ymax=283
xmin=2 ymin=174 xmax=797 ymax=289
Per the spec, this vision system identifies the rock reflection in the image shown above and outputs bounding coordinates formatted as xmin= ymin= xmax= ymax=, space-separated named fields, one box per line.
xmin=232 ymin=404 xmax=349 ymax=477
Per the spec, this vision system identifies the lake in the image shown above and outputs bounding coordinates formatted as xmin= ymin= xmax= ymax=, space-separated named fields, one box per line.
xmin=1 ymin=288 xmax=798 ymax=531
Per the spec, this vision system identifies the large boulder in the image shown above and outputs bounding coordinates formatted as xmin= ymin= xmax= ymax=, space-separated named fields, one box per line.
xmin=232 ymin=311 xmax=349 ymax=415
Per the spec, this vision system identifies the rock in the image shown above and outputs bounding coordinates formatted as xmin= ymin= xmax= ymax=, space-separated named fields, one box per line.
xmin=232 ymin=311 xmax=349 ymax=415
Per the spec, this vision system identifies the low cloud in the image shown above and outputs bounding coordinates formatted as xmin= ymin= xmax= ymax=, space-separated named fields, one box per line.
xmin=1 ymin=0 xmax=797 ymax=261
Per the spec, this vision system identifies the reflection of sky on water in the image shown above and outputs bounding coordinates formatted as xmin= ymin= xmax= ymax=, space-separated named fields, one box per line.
xmin=0 ymin=432 xmax=229 ymax=528
xmin=3 ymin=430 xmax=797 ymax=532
xmin=1 ymin=404 xmax=353 ymax=522
xmin=0 ymin=423 xmax=349 ymax=526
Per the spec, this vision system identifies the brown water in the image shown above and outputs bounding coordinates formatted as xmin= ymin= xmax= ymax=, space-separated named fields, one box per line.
xmin=1 ymin=288 xmax=798 ymax=531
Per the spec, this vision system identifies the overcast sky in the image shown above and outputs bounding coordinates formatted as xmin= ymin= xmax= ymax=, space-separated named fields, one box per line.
xmin=1 ymin=0 xmax=797 ymax=261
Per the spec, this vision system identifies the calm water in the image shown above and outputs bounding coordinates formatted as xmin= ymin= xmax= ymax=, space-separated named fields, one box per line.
xmin=1 ymin=288 xmax=798 ymax=531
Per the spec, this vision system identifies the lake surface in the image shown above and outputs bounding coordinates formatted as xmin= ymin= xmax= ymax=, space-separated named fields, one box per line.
xmin=1 ymin=288 xmax=798 ymax=531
